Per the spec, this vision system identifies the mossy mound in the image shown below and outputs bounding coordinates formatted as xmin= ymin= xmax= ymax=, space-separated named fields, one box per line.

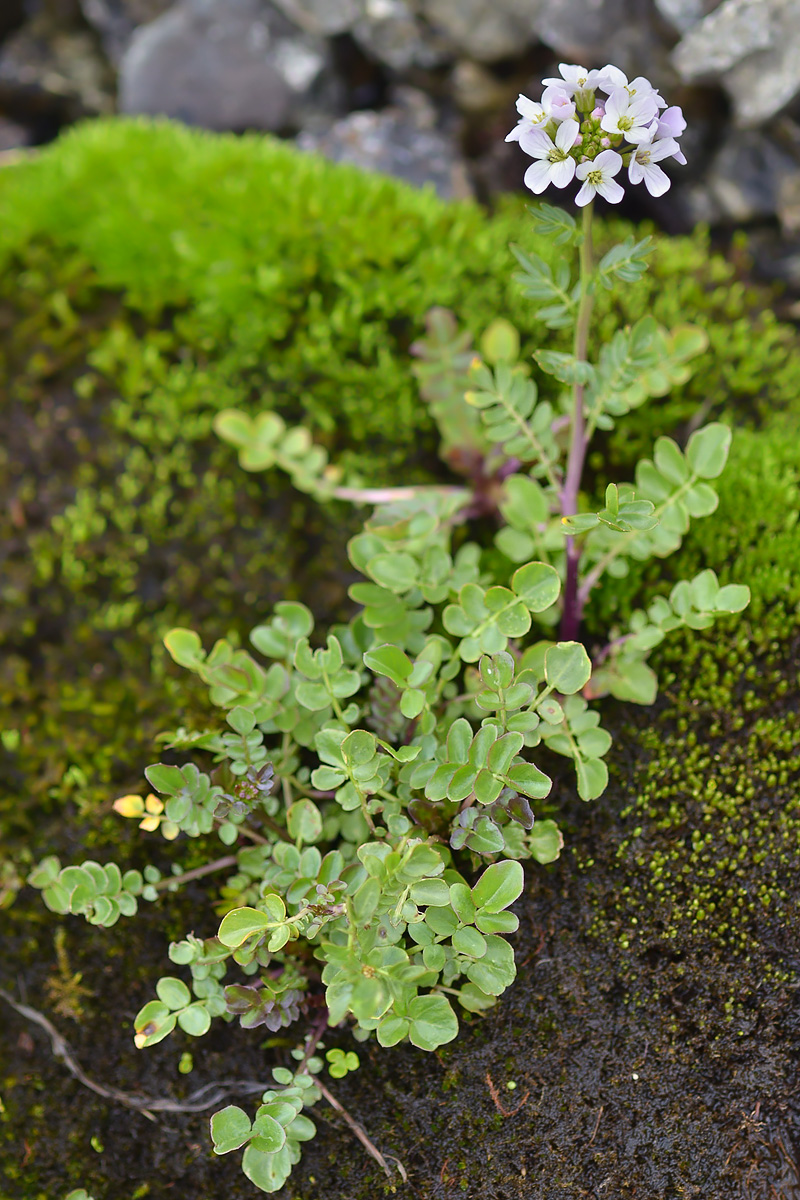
xmin=1 ymin=118 xmax=800 ymax=1198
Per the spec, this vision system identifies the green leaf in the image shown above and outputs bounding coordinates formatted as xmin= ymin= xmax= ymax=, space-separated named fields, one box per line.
xmin=163 ymin=628 xmax=205 ymax=669
xmin=480 ymin=318 xmax=520 ymax=365
xmin=471 ymin=860 xmax=524 ymax=913
xmin=242 ymin=1143 xmax=294 ymax=1193
xmin=156 ymin=976 xmax=191 ymax=1010
xmin=363 ymin=644 xmax=413 ymax=686
xmin=457 ymin=982 xmax=497 ymax=1013
xmin=575 ymin=756 xmax=609 ymax=801
xmin=250 ymin=1113 xmax=287 ymax=1153
xmin=218 ymin=907 xmax=272 ymax=948
xmin=544 ymin=642 xmax=592 ymax=694
xmin=527 ymin=202 xmax=577 ymax=245
xmin=377 ymin=1014 xmax=409 ymax=1047
xmin=408 ymin=994 xmax=459 ymax=1050
xmin=512 ymin=562 xmax=561 ymax=612
xmin=534 ymin=350 xmax=595 ymax=386
xmin=211 ymin=1105 xmax=253 ymax=1155
xmin=452 ymin=927 xmax=487 ymax=958
xmin=144 ymin=763 xmax=185 ymax=795
xmin=685 ymin=423 xmax=732 ymax=479
xmin=653 ymin=437 xmax=688 ymax=486
xmin=133 ymin=1000 xmax=176 ymax=1047
xmin=504 ymin=762 xmax=551 ymax=799
xmin=227 ymin=706 xmax=256 ymax=735
xmin=368 ymin=553 xmax=418 ymax=593
xmin=286 ymin=799 xmax=323 ymax=844
xmin=715 ymin=584 xmax=750 ymax=613
xmin=410 ymin=878 xmax=451 ymax=906
xmin=341 ymin=730 xmax=376 ymax=766
xmin=465 ymin=935 xmax=516 ymax=995
xmin=178 ymin=1004 xmax=212 ymax=1037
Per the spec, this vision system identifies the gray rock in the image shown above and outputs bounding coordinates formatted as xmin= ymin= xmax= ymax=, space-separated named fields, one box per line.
xmin=673 ymin=0 xmax=800 ymax=125
xmin=534 ymin=0 xmax=671 ymax=82
xmin=352 ymin=0 xmax=447 ymax=71
xmin=296 ymin=88 xmax=472 ymax=198
xmin=683 ymin=129 xmax=799 ymax=224
xmin=420 ymin=0 xmax=543 ymax=63
xmin=653 ymin=0 xmax=719 ymax=35
xmin=118 ymin=0 xmax=328 ymax=131
xmin=269 ymin=0 xmax=362 ymax=36
xmin=78 ymin=0 xmax=175 ymax=64
xmin=0 ymin=11 xmax=114 ymax=116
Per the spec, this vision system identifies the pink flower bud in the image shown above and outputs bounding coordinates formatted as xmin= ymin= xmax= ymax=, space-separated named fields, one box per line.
xmin=591 ymin=105 xmax=605 ymax=120
xmin=600 ymin=136 xmax=611 ymax=147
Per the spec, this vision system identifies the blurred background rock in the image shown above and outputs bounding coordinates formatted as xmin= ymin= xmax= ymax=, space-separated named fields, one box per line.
xmin=3 ymin=0 xmax=800 ymax=286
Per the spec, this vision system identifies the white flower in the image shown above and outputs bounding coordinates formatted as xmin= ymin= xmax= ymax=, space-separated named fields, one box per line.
xmin=656 ymin=106 xmax=687 ymax=163
xmin=542 ymin=63 xmax=602 ymax=95
xmin=628 ymin=138 xmax=679 ymax=196
xmin=575 ymin=149 xmax=624 ymax=206
xmin=505 ymin=88 xmax=574 ymax=143
xmin=522 ymin=119 xmax=580 ymax=194
xmin=601 ymin=88 xmax=659 ymax=144
xmin=595 ymin=66 xmax=666 ymax=109
xmin=542 ymin=85 xmax=576 ymax=123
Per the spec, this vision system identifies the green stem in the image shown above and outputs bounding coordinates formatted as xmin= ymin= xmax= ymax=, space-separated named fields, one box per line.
xmin=560 ymin=202 xmax=595 ymax=642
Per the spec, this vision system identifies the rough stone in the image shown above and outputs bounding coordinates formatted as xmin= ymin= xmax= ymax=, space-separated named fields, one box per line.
xmin=673 ymin=0 xmax=800 ymax=126
xmin=0 ymin=12 xmax=114 ymax=117
xmin=78 ymin=0 xmax=175 ymax=64
xmin=352 ymin=0 xmax=448 ymax=71
xmin=420 ymin=0 xmax=543 ymax=63
xmin=534 ymin=0 xmax=671 ymax=83
xmin=118 ymin=0 xmax=328 ymax=131
xmin=269 ymin=0 xmax=362 ymax=36
xmin=296 ymin=87 xmax=472 ymax=198
xmin=683 ymin=129 xmax=800 ymax=225
xmin=653 ymin=0 xmax=719 ymax=35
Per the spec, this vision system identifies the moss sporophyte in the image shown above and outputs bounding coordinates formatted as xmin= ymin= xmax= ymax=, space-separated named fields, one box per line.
xmin=23 ymin=63 xmax=750 ymax=1194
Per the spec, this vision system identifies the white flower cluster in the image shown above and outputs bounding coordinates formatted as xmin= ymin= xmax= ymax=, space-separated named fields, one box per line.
xmin=507 ymin=63 xmax=686 ymax=206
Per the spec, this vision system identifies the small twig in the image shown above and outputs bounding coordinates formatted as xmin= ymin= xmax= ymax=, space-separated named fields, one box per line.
xmin=485 ymin=1071 xmax=530 ymax=1117
xmin=316 ymin=1078 xmax=407 ymax=1182
xmin=0 ymin=986 xmax=271 ymax=1118
xmin=152 ymin=854 xmax=238 ymax=891
xmin=331 ymin=484 xmax=466 ymax=506
xmin=295 ymin=1010 xmax=328 ymax=1076
xmin=588 ymin=1105 xmax=604 ymax=1145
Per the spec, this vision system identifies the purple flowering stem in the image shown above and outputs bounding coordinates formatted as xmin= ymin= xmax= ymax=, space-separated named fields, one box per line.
xmin=560 ymin=201 xmax=595 ymax=642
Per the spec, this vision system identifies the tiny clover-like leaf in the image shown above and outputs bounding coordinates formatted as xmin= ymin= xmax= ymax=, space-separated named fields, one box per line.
xmin=685 ymin=422 xmax=731 ymax=479
xmin=480 ymin=317 xmax=520 ymax=365
xmin=156 ymin=976 xmax=192 ymax=1010
xmin=133 ymin=1000 xmax=176 ymax=1048
xmin=178 ymin=1004 xmax=212 ymax=1037
xmin=407 ymin=994 xmax=459 ymax=1050
xmin=163 ymin=628 xmax=205 ymax=670
xmin=250 ymin=1112 xmax=287 ymax=1153
xmin=363 ymin=643 xmax=413 ymax=687
xmin=528 ymin=819 xmax=563 ymax=864
xmin=218 ymin=905 xmax=279 ymax=948
xmin=471 ymin=860 xmax=524 ymax=913
xmin=242 ymin=1142 xmax=294 ymax=1192
xmin=512 ymin=562 xmax=560 ymax=612
xmin=286 ymin=799 xmax=323 ymax=844
xmin=544 ymin=642 xmax=592 ymax=694
xmin=211 ymin=1104 xmax=253 ymax=1154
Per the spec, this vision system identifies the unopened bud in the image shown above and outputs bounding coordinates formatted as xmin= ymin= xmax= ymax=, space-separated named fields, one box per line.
xmin=591 ymin=106 xmax=605 ymax=120
xmin=600 ymin=136 xmax=611 ymax=148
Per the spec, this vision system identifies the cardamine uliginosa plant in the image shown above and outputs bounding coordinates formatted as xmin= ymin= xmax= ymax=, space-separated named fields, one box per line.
xmin=28 ymin=63 xmax=748 ymax=1194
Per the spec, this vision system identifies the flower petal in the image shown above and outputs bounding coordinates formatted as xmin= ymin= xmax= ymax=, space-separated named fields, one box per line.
xmin=575 ymin=180 xmax=595 ymax=206
xmin=596 ymin=177 xmax=625 ymax=204
xmin=641 ymin=163 xmax=670 ymax=197
xmin=594 ymin=149 xmax=623 ymax=175
xmin=523 ymin=159 xmax=555 ymax=194
xmin=549 ymin=157 xmax=576 ymax=188
xmin=555 ymin=118 xmax=580 ymax=151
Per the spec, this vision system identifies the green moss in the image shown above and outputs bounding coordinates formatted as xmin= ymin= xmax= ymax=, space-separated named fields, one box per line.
xmin=2 ymin=117 xmax=800 ymax=1198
